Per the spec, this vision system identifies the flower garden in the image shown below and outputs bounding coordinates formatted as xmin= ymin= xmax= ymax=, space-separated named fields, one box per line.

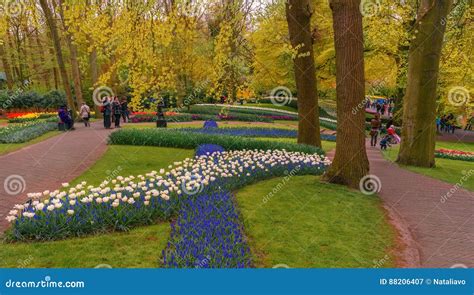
xmin=1 ymin=103 xmax=472 ymax=269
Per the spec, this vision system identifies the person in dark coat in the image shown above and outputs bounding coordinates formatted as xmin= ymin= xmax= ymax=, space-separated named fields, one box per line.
xmin=112 ymin=97 xmax=122 ymax=128
xmin=58 ymin=105 xmax=74 ymax=130
xmin=102 ymin=97 xmax=112 ymax=129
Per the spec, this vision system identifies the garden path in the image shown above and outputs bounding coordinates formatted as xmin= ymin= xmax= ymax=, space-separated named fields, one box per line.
xmin=327 ymin=142 xmax=473 ymax=268
xmin=0 ymin=121 xmax=114 ymax=231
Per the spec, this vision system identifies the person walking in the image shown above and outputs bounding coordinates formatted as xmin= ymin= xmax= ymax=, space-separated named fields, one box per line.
xmin=370 ymin=114 xmax=381 ymax=147
xmin=79 ymin=102 xmax=91 ymax=127
xmin=121 ymin=98 xmax=129 ymax=123
xmin=112 ymin=97 xmax=122 ymax=128
xmin=102 ymin=97 xmax=112 ymax=129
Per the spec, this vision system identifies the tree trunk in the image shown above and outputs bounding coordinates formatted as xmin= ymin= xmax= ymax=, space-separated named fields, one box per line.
xmin=285 ymin=0 xmax=321 ymax=147
xmin=34 ymin=30 xmax=52 ymax=90
xmin=39 ymin=0 xmax=77 ymax=113
xmin=323 ymin=0 xmax=369 ymax=188
xmin=0 ymin=42 xmax=13 ymax=90
xmin=58 ymin=0 xmax=84 ymax=105
xmin=397 ymin=0 xmax=453 ymax=167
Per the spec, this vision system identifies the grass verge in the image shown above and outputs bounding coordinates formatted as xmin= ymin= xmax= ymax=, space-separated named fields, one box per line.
xmin=382 ymin=143 xmax=474 ymax=191
xmin=236 ymin=176 xmax=396 ymax=267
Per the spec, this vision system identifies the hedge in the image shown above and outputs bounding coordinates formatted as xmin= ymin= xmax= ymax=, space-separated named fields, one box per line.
xmin=108 ymin=128 xmax=325 ymax=155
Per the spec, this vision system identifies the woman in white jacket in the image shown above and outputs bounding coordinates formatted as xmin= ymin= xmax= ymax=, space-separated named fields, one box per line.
xmin=79 ymin=102 xmax=91 ymax=127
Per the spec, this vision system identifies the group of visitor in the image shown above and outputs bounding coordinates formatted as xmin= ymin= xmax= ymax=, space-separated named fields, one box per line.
xmin=436 ymin=114 xmax=456 ymax=134
xmin=369 ymin=113 xmax=400 ymax=150
xmin=100 ymin=96 xmax=129 ymax=129
xmin=366 ymin=98 xmax=395 ymax=117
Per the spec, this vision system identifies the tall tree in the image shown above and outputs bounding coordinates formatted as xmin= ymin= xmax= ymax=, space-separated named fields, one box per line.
xmin=58 ymin=0 xmax=84 ymax=105
xmin=397 ymin=0 xmax=453 ymax=167
xmin=0 ymin=42 xmax=13 ymax=90
xmin=323 ymin=0 xmax=369 ymax=188
xmin=39 ymin=0 xmax=77 ymax=113
xmin=285 ymin=0 xmax=321 ymax=147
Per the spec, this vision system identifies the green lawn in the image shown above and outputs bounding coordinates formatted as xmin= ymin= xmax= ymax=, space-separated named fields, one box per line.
xmin=123 ymin=121 xmax=299 ymax=130
xmin=382 ymin=142 xmax=474 ymax=191
xmin=0 ymin=131 xmax=61 ymax=156
xmin=246 ymin=103 xmax=297 ymax=112
xmin=0 ymin=223 xmax=170 ymax=268
xmin=254 ymin=137 xmax=336 ymax=152
xmin=236 ymin=176 xmax=396 ymax=268
xmin=70 ymin=145 xmax=194 ymax=187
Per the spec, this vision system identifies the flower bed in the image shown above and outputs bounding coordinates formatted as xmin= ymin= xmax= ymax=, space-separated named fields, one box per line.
xmin=176 ymin=127 xmax=337 ymax=142
xmin=7 ymin=112 xmax=57 ymax=123
xmin=0 ymin=121 xmax=57 ymax=143
xmin=108 ymin=128 xmax=325 ymax=154
xmin=6 ymin=149 xmax=330 ymax=241
xmin=163 ymin=191 xmax=251 ymax=268
xmin=435 ymin=149 xmax=474 ymax=162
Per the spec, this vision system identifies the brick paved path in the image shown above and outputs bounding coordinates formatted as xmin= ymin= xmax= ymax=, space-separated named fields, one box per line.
xmin=0 ymin=121 xmax=114 ymax=231
xmin=370 ymin=144 xmax=473 ymax=267
xmin=328 ymin=143 xmax=474 ymax=268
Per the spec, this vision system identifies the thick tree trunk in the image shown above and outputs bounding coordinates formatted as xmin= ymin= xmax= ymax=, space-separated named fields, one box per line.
xmin=39 ymin=0 xmax=77 ymax=113
xmin=285 ymin=0 xmax=321 ymax=147
xmin=58 ymin=0 xmax=84 ymax=105
xmin=397 ymin=0 xmax=453 ymax=167
xmin=323 ymin=0 xmax=369 ymax=188
xmin=0 ymin=43 xmax=13 ymax=90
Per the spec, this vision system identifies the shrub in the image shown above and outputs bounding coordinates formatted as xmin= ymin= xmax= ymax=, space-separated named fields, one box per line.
xmin=108 ymin=128 xmax=325 ymax=155
xmin=0 ymin=90 xmax=66 ymax=110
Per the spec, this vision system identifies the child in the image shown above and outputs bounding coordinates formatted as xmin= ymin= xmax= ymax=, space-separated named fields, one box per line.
xmin=380 ymin=135 xmax=391 ymax=150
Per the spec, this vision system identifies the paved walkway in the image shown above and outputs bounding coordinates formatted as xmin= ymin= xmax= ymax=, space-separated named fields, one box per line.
xmin=0 ymin=121 xmax=114 ymax=231
xmin=328 ymin=143 xmax=473 ymax=268
xmin=437 ymin=129 xmax=474 ymax=143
